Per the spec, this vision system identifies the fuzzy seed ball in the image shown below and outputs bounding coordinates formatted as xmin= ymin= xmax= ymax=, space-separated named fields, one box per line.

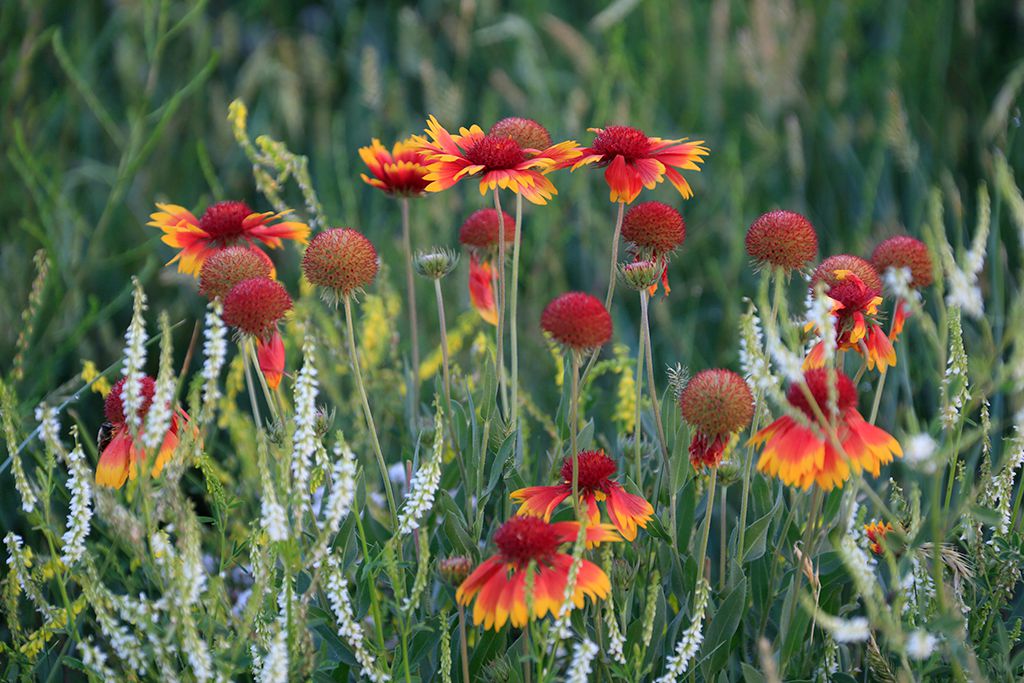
xmin=871 ymin=236 xmax=934 ymax=288
xmin=222 ymin=277 xmax=293 ymax=340
xmin=622 ymin=201 xmax=686 ymax=255
xmin=489 ymin=117 xmax=553 ymax=151
xmin=458 ymin=209 xmax=516 ymax=252
xmin=811 ymin=254 xmax=882 ymax=292
xmin=745 ymin=210 xmax=818 ymax=271
xmin=302 ymin=228 xmax=379 ymax=297
xmin=540 ymin=292 xmax=612 ymax=351
xmin=438 ymin=556 xmax=473 ymax=585
xmin=198 ymin=246 xmax=274 ymax=300
xmin=679 ymin=369 xmax=754 ymax=438
xmin=105 ymin=376 xmax=156 ymax=425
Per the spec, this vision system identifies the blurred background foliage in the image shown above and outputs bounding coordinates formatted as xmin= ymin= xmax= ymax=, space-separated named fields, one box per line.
xmin=1 ymin=0 xmax=1022 ymax=497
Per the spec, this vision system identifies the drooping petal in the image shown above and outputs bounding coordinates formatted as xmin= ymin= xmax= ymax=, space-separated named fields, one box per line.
xmin=95 ymin=428 xmax=134 ymax=489
xmin=469 ymin=257 xmax=498 ymax=325
xmin=510 ymin=485 xmax=572 ymax=521
xmin=604 ymin=483 xmax=654 ymax=541
xmin=256 ymin=330 xmax=286 ymax=390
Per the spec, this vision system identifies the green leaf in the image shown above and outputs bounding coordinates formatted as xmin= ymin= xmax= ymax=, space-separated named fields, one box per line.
xmin=701 ymin=578 xmax=746 ymax=678
xmin=740 ymin=662 xmax=765 ymax=683
xmin=742 ymin=493 xmax=781 ymax=562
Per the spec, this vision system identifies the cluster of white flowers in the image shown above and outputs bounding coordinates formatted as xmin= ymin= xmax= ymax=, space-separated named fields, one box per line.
xmin=61 ymin=436 xmax=93 ymax=565
xmin=900 ymin=556 xmax=936 ymax=618
xmin=992 ymin=434 xmax=1024 ymax=536
xmin=903 ymin=433 xmax=939 ymax=473
xmin=35 ymin=403 xmax=61 ymax=452
xmin=739 ymin=309 xmax=775 ymax=392
xmin=291 ymin=338 xmax=320 ymax=501
xmin=905 ymin=629 xmax=938 ymax=660
xmin=142 ymin=329 xmax=176 ymax=450
xmin=259 ymin=627 xmax=289 ymax=683
xmin=838 ymin=534 xmax=875 ymax=597
xmin=940 ymin=308 xmax=970 ymax=430
xmin=201 ymin=300 xmax=228 ymax=416
xmin=605 ymin=603 xmax=627 ymax=665
xmin=261 ymin=497 xmax=289 ymax=542
xmin=113 ymin=593 xmax=178 ymax=676
xmin=78 ymin=639 xmax=117 ymax=680
xmin=814 ymin=611 xmax=870 ymax=643
xmin=323 ymin=440 xmax=357 ymax=530
xmin=764 ymin=321 xmax=804 ymax=384
xmin=396 ymin=406 xmax=444 ymax=536
xmin=183 ymin=620 xmax=214 ymax=683
xmin=566 ymin=638 xmax=598 ymax=683
xmin=88 ymin=590 xmax=148 ymax=675
xmin=121 ymin=280 xmax=149 ymax=434
xmin=324 ymin=552 xmax=390 ymax=682
xmin=882 ymin=265 xmax=918 ymax=305
xmin=655 ymin=578 xmax=710 ymax=682
xmin=10 ymin=437 xmax=37 ymax=513
xmin=943 ymin=187 xmax=989 ymax=319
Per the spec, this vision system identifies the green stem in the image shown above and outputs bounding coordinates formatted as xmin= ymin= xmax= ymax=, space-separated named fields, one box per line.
xmin=510 ymin=192 xmax=523 ymax=433
xmin=868 ymin=370 xmax=887 ymax=425
xmin=695 ymin=469 xmax=718 ymax=582
xmin=633 ymin=299 xmax=647 ymax=485
xmin=641 ymin=290 xmax=675 ymax=548
xmin=434 ymin=278 xmax=469 ymax=516
xmin=355 ymin=505 xmax=387 ymax=652
xmin=570 ymin=352 xmax=581 ymax=514
xmin=457 ymin=603 xmax=471 ymax=683
xmin=734 ymin=400 xmax=765 ymax=581
xmin=580 ymin=201 xmax=626 ymax=387
xmin=343 ymin=295 xmax=398 ymax=527
xmin=492 ymin=188 xmax=509 ymax=421
xmin=241 ymin=341 xmax=264 ymax=428
xmin=401 ymin=197 xmax=420 ymax=414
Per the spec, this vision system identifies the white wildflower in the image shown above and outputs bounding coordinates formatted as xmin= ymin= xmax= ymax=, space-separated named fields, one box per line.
xmin=259 ymin=627 xmax=289 ymax=683
xmin=566 ymin=638 xmax=598 ymax=683
xmin=765 ymin=322 xmax=803 ymax=383
xmin=291 ymin=337 xmax=320 ymax=502
xmin=35 ymin=403 xmax=61 ymax=452
xmin=905 ymin=629 xmax=938 ymax=660
xmin=78 ymin=639 xmax=117 ymax=680
xmin=121 ymin=279 xmax=149 ymax=434
xmin=940 ymin=308 xmax=970 ymax=431
xmin=261 ymin=498 xmax=289 ymax=542
xmin=839 ymin=534 xmax=875 ymax=597
xmin=396 ymin=406 xmax=444 ymax=536
xmin=605 ymin=604 xmax=627 ymax=665
xmin=142 ymin=316 xmax=176 ymax=450
xmin=4 ymin=532 xmax=52 ymax=618
xmin=942 ymin=185 xmax=989 ymax=320
xmin=903 ymin=433 xmax=939 ymax=473
xmin=900 ymin=556 xmax=936 ymax=618
xmin=324 ymin=440 xmax=357 ymax=529
xmin=324 ymin=552 xmax=390 ymax=682
xmin=992 ymin=434 xmax=1024 ymax=535
xmin=882 ymin=266 xmax=917 ymax=305
xmin=61 ymin=433 xmax=93 ymax=565
xmin=739 ymin=308 xmax=775 ymax=392
xmin=656 ymin=579 xmax=710 ymax=682
xmin=201 ymin=300 xmax=228 ymax=417
xmin=11 ymin=448 xmax=36 ymax=513
xmin=814 ymin=612 xmax=870 ymax=643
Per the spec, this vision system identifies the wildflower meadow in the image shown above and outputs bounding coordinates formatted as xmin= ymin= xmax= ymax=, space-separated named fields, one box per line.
xmin=3 ymin=2 xmax=1024 ymax=681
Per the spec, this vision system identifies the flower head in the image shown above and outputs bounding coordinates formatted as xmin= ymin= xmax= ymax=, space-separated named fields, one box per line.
xmin=222 ymin=277 xmax=293 ymax=341
xmin=511 ymin=450 xmax=654 ymax=540
xmin=198 ymin=246 xmax=275 ymax=300
xmin=302 ymin=228 xmax=379 ymax=300
xmin=871 ymin=236 xmax=933 ymax=289
xmin=96 ymin=376 xmax=189 ymax=488
xmin=679 ymin=369 xmax=755 ymax=469
xmin=414 ymin=248 xmax=460 ymax=280
xmin=811 ymin=254 xmax=883 ymax=292
xmin=804 ymin=270 xmax=896 ymax=372
xmin=572 ymin=125 xmax=709 ymax=204
xmin=541 ymin=293 xmax=612 ymax=352
xmin=412 ymin=116 xmax=580 ymax=205
xmin=622 ymin=201 xmax=686 ymax=256
xmin=619 ymin=259 xmax=662 ymax=291
xmin=864 ymin=520 xmax=893 ymax=555
xmin=489 ymin=117 xmax=553 ymax=151
xmin=458 ymin=208 xmax=516 ymax=257
xmin=148 ymin=200 xmax=308 ymax=276
xmin=745 ymin=210 xmax=818 ymax=272
xmin=751 ymin=369 xmax=902 ymax=490
xmin=358 ymin=137 xmax=431 ymax=196
xmin=439 ymin=556 xmax=473 ymax=586
xmin=455 ymin=517 xmax=620 ymax=630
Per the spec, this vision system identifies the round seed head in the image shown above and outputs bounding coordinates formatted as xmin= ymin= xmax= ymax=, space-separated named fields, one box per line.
xmin=622 ymin=201 xmax=686 ymax=255
xmin=302 ymin=228 xmax=379 ymax=298
xmin=745 ymin=210 xmax=818 ymax=271
xmin=811 ymin=254 xmax=882 ymax=292
xmin=540 ymin=292 xmax=612 ymax=352
xmin=222 ymin=277 xmax=293 ymax=340
xmin=198 ymin=246 xmax=274 ymax=300
xmin=871 ymin=236 xmax=934 ymax=288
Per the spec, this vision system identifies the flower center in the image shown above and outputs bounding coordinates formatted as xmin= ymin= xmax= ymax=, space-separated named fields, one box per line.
xmin=199 ymin=201 xmax=253 ymax=242
xmin=489 ymin=117 xmax=552 ymax=151
xmin=786 ymin=369 xmax=857 ymax=419
xmin=827 ymin=277 xmax=879 ymax=316
xmin=560 ymin=450 xmax=616 ymax=491
xmin=465 ymin=135 xmax=525 ymax=170
xmin=591 ymin=125 xmax=651 ymax=160
xmin=493 ymin=517 xmax=563 ymax=565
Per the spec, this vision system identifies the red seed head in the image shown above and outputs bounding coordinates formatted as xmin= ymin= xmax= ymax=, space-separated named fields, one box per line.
xmin=786 ymin=369 xmax=858 ymax=419
xmin=489 ymin=117 xmax=552 ymax=151
xmin=745 ymin=210 xmax=818 ymax=271
xmin=541 ymin=292 xmax=612 ymax=351
xmin=302 ymin=228 xmax=379 ymax=297
xmin=198 ymin=246 xmax=274 ymax=300
xmin=198 ymin=200 xmax=253 ymax=241
xmin=438 ymin=556 xmax=474 ymax=585
xmin=590 ymin=126 xmax=651 ymax=161
xmin=465 ymin=135 xmax=525 ymax=170
xmin=679 ymin=369 xmax=754 ymax=438
xmin=458 ymin=209 xmax=516 ymax=252
xmin=622 ymin=201 xmax=686 ymax=255
xmin=871 ymin=236 xmax=934 ymax=288
xmin=493 ymin=516 xmax=563 ymax=565
xmin=811 ymin=255 xmax=882 ymax=292
xmin=105 ymin=376 xmax=156 ymax=425
xmin=560 ymin=450 xmax=617 ymax=492
xmin=222 ymin=277 xmax=292 ymax=340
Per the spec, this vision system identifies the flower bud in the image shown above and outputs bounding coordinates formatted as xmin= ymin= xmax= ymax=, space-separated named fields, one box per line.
xmin=415 ymin=248 xmax=460 ymax=280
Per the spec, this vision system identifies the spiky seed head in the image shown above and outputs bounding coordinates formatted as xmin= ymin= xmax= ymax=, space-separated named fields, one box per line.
xmin=198 ymin=246 xmax=274 ymax=300
xmin=541 ymin=292 xmax=612 ymax=352
xmin=222 ymin=277 xmax=292 ymax=340
xmin=622 ymin=201 xmax=686 ymax=255
xmin=871 ymin=236 xmax=934 ymax=288
xmin=811 ymin=254 xmax=882 ymax=292
xmin=415 ymin=248 xmax=460 ymax=280
xmin=745 ymin=210 xmax=818 ymax=271
xmin=489 ymin=117 xmax=553 ymax=151
xmin=302 ymin=228 xmax=379 ymax=298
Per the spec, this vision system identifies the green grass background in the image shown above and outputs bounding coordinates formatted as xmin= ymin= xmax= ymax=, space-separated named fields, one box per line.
xmin=1 ymin=0 xmax=1022 ymax=523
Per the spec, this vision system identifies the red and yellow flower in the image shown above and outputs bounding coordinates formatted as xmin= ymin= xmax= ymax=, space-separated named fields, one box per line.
xmin=96 ymin=376 xmax=190 ymax=489
xmin=510 ymin=450 xmax=654 ymax=541
xmin=149 ymin=200 xmax=309 ymax=276
xmin=468 ymin=256 xmax=498 ymax=326
xmin=621 ymin=201 xmax=686 ymax=295
xmin=864 ymin=520 xmax=893 ymax=555
xmin=455 ymin=516 xmax=620 ymax=630
xmin=412 ymin=116 xmax=580 ymax=205
xmin=358 ymin=137 xmax=431 ymax=196
xmin=571 ymin=125 xmax=709 ymax=204
xmin=804 ymin=269 xmax=897 ymax=373
xmin=751 ymin=369 xmax=902 ymax=490
xmin=679 ymin=369 xmax=755 ymax=470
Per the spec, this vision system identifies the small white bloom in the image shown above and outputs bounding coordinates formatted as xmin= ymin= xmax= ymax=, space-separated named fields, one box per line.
xmin=324 ymin=552 xmax=390 ymax=682
xmin=121 ymin=280 xmax=149 ymax=434
xmin=259 ymin=627 xmax=289 ymax=683
xmin=261 ymin=499 xmax=289 ymax=542
xmin=201 ymin=300 xmax=228 ymax=418
xmin=396 ymin=406 xmax=444 ymax=536
xmin=655 ymin=579 xmax=710 ymax=682
xmin=903 ymin=433 xmax=939 ymax=473
xmin=291 ymin=337 xmax=320 ymax=503
xmin=61 ymin=437 xmax=93 ymax=565
xmin=566 ymin=638 xmax=598 ymax=683
xmin=815 ymin=613 xmax=870 ymax=643
xmin=905 ymin=629 xmax=938 ymax=660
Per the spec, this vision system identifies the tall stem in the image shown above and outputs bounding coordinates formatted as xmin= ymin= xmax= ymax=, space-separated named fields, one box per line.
xmin=633 ymin=300 xmax=647 ymax=485
xmin=457 ymin=603 xmax=471 ymax=683
xmin=492 ymin=188 xmax=509 ymax=421
xmin=401 ymin=198 xmax=420 ymax=413
xmin=734 ymin=401 xmax=765 ymax=582
xmin=435 ymin=278 xmax=469 ymax=513
xmin=570 ymin=352 xmax=581 ymax=514
xmin=343 ymin=295 xmax=398 ymax=526
xmin=580 ymin=201 xmax=626 ymax=387
xmin=695 ymin=469 xmax=718 ymax=582
xmin=510 ymin=193 xmax=524 ymax=435
xmin=641 ymin=290 xmax=676 ymax=547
